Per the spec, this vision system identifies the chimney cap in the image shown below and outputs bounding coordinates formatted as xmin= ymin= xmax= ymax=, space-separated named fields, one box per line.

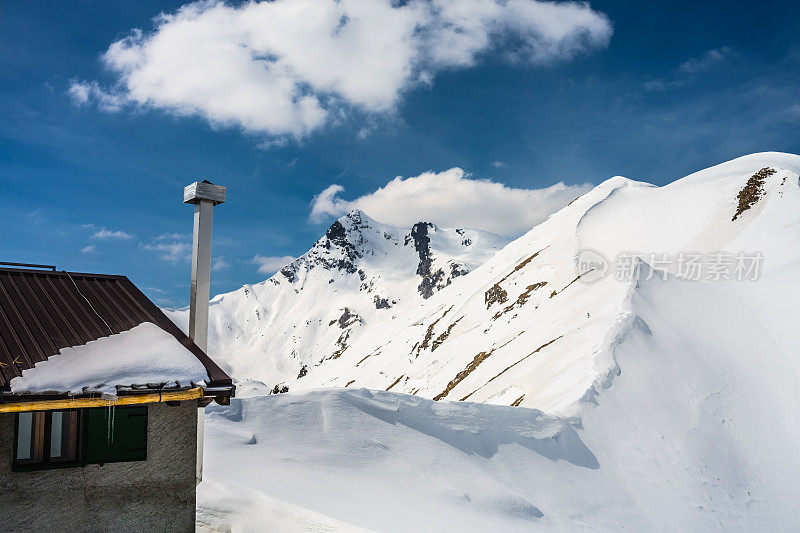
xmin=184 ymin=181 xmax=226 ymax=205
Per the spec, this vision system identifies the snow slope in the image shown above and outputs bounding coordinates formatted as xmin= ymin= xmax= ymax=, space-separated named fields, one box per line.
xmin=284 ymin=152 xmax=800 ymax=418
xmin=197 ymin=262 xmax=800 ymax=532
xmin=172 ymin=153 xmax=800 ymax=417
xmin=168 ymin=210 xmax=506 ymax=390
xmin=192 ymin=152 xmax=800 ymax=530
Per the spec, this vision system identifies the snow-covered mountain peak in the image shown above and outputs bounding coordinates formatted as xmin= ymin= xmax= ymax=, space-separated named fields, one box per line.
xmin=679 ymin=151 xmax=800 ymax=183
xmin=276 ymin=209 xmax=385 ymax=280
xmin=275 ymin=208 xmax=506 ymax=296
xmin=174 ymin=153 xmax=800 ymax=422
xmin=277 ymin=153 xmax=800 ymax=416
xmin=199 ymin=155 xmax=800 ymax=531
xmin=168 ymin=213 xmax=508 ymax=386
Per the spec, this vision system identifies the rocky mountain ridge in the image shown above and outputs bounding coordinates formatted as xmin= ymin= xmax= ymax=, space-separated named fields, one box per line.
xmin=167 ymin=210 xmax=507 ymax=386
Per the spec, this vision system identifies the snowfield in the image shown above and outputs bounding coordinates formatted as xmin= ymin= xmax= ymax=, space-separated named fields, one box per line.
xmin=193 ymin=153 xmax=800 ymax=531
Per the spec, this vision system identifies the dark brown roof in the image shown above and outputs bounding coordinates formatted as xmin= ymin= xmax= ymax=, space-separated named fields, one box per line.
xmin=0 ymin=266 xmax=232 ymax=394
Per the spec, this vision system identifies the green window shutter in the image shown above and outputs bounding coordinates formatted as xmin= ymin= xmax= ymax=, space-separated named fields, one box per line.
xmin=85 ymin=406 xmax=148 ymax=463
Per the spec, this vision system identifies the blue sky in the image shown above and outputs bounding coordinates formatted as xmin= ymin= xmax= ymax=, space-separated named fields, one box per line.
xmin=2 ymin=0 xmax=800 ymax=308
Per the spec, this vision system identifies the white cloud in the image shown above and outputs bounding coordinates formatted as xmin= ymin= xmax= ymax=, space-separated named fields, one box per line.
xmin=679 ymin=47 xmax=732 ymax=73
xmin=142 ymin=241 xmax=192 ymax=263
xmin=643 ymin=78 xmax=685 ymax=92
xmin=212 ymin=257 xmax=231 ymax=271
xmin=156 ymin=232 xmax=187 ymax=240
xmin=644 ymin=47 xmax=732 ymax=93
xmin=68 ymin=80 xmax=125 ymax=112
xmin=643 ymin=80 xmax=666 ymax=92
xmin=491 ymin=161 xmax=507 ymax=168
xmin=310 ymin=168 xmax=592 ymax=236
xmin=92 ymin=228 xmax=133 ymax=240
xmin=251 ymin=255 xmax=296 ymax=275
xmin=74 ymin=0 xmax=612 ymax=137
xmin=311 ymin=184 xmax=347 ymax=218
xmin=81 ymin=245 xmax=96 ymax=254
xmin=154 ymin=297 xmax=179 ymax=308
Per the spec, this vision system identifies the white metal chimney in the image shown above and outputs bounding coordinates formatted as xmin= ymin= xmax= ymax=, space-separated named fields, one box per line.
xmin=184 ymin=180 xmax=225 ymax=353
xmin=184 ymin=179 xmax=225 ymax=485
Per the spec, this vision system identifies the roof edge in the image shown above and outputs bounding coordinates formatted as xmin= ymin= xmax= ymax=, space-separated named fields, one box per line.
xmin=0 ymin=383 xmax=235 ymax=407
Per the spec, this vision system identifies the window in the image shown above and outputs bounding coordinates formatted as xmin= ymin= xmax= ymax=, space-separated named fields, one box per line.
xmin=15 ymin=410 xmax=81 ymax=468
xmin=13 ymin=406 xmax=148 ymax=471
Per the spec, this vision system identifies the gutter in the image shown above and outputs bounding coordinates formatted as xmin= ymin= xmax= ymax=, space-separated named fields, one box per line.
xmin=0 ymin=387 xmax=204 ymax=413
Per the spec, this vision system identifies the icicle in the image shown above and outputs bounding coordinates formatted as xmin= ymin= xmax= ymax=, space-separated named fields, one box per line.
xmin=105 ymin=400 xmax=116 ymax=444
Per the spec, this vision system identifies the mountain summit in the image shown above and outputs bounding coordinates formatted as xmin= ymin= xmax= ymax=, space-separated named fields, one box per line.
xmin=171 ymin=153 xmax=800 ymax=418
xmin=168 ymin=210 xmax=507 ymax=387
xmin=171 ymin=153 xmax=800 ymax=416
xmin=297 ymin=153 xmax=800 ymax=413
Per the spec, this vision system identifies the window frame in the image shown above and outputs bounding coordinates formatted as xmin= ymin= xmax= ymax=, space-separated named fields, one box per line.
xmin=12 ymin=409 xmax=84 ymax=472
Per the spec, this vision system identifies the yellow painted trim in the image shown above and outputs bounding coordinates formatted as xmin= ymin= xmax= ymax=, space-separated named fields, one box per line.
xmin=0 ymin=387 xmax=203 ymax=413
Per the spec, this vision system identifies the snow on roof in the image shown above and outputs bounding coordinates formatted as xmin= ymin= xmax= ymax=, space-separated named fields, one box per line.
xmin=9 ymin=322 xmax=209 ymax=397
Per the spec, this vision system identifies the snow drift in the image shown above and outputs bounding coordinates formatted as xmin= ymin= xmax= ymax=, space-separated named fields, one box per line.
xmin=198 ymin=265 xmax=800 ymax=532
